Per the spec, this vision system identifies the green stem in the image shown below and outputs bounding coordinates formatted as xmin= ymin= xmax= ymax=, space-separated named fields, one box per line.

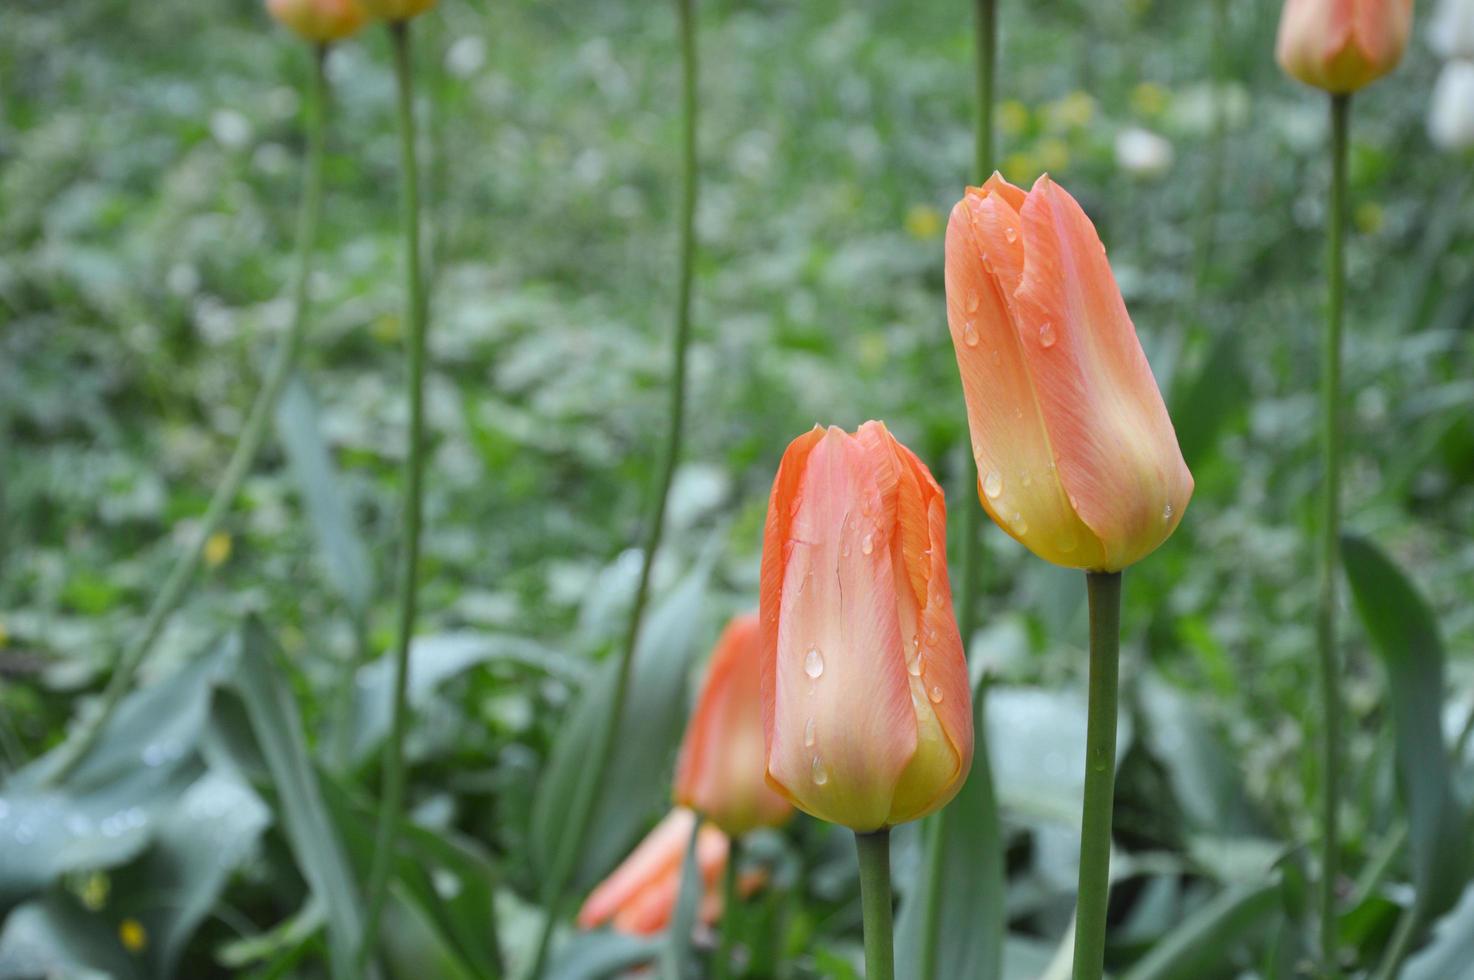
xmin=919 ymin=2 xmax=997 ymax=976
xmin=1072 ymin=570 xmax=1121 ymax=980
xmin=42 ymin=43 xmax=332 ymax=788
xmin=713 ymin=836 xmax=742 ymax=980
xmin=856 ymin=830 xmax=896 ymax=980
xmin=1318 ymin=91 xmax=1350 ymax=980
xmin=525 ymin=1 xmax=699 ymax=975
xmin=361 ymin=19 xmax=429 ymax=965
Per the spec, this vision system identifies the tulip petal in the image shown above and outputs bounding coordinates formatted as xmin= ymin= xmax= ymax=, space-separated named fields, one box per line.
xmin=1011 ymin=176 xmax=1192 ymax=570
xmin=946 ymin=178 xmax=1106 ymax=568
xmin=578 ymin=808 xmax=695 ymax=930
xmin=765 ymin=427 xmax=917 ymax=831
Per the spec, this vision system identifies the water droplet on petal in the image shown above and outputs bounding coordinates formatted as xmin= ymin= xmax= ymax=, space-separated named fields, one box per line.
xmin=804 ymin=647 xmax=824 ymax=678
xmin=965 ymin=290 xmax=979 ymax=313
xmin=911 ymin=633 xmax=921 ymax=649
xmin=1013 ymin=513 xmax=1028 ymax=535
xmin=1038 ymin=321 xmax=1057 ymax=347
xmin=1004 ymin=226 xmax=1018 ymax=243
xmin=804 ymin=718 xmax=817 ymax=747
xmin=811 ymin=756 xmax=829 ymax=785
xmin=841 ymin=542 xmax=851 ymax=557
xmin=1162 ymin=502 xmax=1175 ymax=521
xmin=908 ymin=656 xmax=922 ymax=677
xmin=861 ymin=532 xmax=874 ymax=555
xmin=983 ymin=471 xmax=1003 ymax=499
xmin=925 ymin=627 xmax=939 ymax=646
xmin=929 ymin=685 xmax=945 ymax=703
xmin=962 ymin=321 xmax=980 ymax=347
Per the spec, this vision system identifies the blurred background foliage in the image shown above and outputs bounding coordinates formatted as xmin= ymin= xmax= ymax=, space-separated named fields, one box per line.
xmin=1 ymin=0 xmax=1472 ymax=976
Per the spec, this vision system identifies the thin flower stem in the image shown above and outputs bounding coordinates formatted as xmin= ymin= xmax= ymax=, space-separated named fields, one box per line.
xmin=525 ymin=0 xmax=699 ymax=974
xmin=1072 ymin=570 xmax=1122 ymax=980
xmin=856 ymin=830 xmax=896 ymax=980
xmin=919 ymin=2 xmax=998 ymax=976
xmin=361 ymin=19 xmax=429 ymax=965
xmin=1318 ymin=91 xmax=1350 ymax=980
xmin=713 ymin=835 xmax=742 ymax=980
xmin=42 ymin=43 xmax=332 ymax=788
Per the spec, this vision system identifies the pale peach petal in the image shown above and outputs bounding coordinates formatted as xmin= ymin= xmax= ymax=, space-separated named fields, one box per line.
xmin=1011 ymin=177 xmax=1193 ymax=570
xmin=577 ymin=809 xmax=695 ymax=929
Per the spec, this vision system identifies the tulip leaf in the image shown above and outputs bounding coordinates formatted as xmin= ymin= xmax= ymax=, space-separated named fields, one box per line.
xmin=1119 ymin=881 xmax=1281 ymax=980
xmin=658 ymin=815 xmax=705 ymax=980
xmin=1342 ymin=534 xmax=1468 ymax=924
xmin=894 ymin=683 xmax=1005 ymax=980
xmin=529 ymin=559 xmax=710 ymax=890
xmin=274 ymin=373 xmax=374 ymax=618
xmin=231 ymin=618 xmax=363 ymax=980
xmin=545 ymin=931 xmax=662 ymax=980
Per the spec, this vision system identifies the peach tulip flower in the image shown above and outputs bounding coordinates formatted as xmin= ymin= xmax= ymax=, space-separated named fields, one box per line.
xmin=577 ymin=808 xmax=728 ymax=937
xmin=759 ymin=422 xmax=973 ymax=832
xmin=674 ymin=614 xmax=795 ymax=837
xmin=359 ymin=0 xmax=438 ymax=20
xmin=944 ymin=174 xmax=1193 ymax=572
xmin=266 ymin=0 xmax=367 ymax=41
xmin=1276 ymin=0 xmax=1415 ymax=93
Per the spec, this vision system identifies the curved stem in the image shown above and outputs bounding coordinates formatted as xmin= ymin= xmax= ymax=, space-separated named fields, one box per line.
xmin=856 ymin=830 xmax=896 ymax=980
xmin=525 ymin=1 xmax=699 ymax=974
xmin=713 ymin=835 xmax=742 ymax=980
xmin=43 ymin=43 xmax=332 ymax=787
xmin=1318 ymin=91 xmax=1350 ymax=980
xmin=361 ymin=19 xmax=429 ymax=964
xmin=1072 ymin=570 xmax=1121 ymax=980
xmin=919 ymin=2 xmax=997 ymax=976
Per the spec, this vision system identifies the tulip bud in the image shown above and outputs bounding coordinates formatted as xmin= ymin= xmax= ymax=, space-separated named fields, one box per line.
xmin=674 ymin=614 xmax=795 ymax=837
xmin=265 ymin=0 xmax=367 ymax=42
xmin=577 ymin=808 xmax=728 ymax=936
xmin=1276 ymin=0 xmax=1415 ymax=94
xmin=1429 ymin=60 xmax=1474 ymax=149
xmin=359 ymin=0 xmax=438 ymax=21
xmin=759 ymin=422 xmax=973 ymax=832
xmin=944 ymin=174 xmax=1193 ymax=572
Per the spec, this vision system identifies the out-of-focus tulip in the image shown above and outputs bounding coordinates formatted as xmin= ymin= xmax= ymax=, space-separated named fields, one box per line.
xmin=1113 ymin=126 xmax=1175 ymax=179
xmin=266 ymin=0 xmax=367 ymax=42
xmin=577 ymin=808 xmax=728 ymax=936
xmin=944 ymin=174 xmax=1193 ymax=572
xmin=1429 ymin=0 xmax=1474 ymax=58
xmin=674 ymin=614 xmax=795 ymax=837
xmin=759 ymin=422 xmax=973 ymax=833
xmin=359 ymin=0 xmax=437 ymax=21
xmin=1276 ymin=0 xmax=1415 ymax=93
xmin=1430 ymin=60 xmax=1474 ymax=148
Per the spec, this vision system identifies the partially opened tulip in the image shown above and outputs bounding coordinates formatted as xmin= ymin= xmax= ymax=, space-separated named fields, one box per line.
xmin=577 ymin=808 xmax=729 ymax=937
xmin=944 ymin=173 xmax=1193 ymax=573
xmin=266 ymin=0 xmax=367 ymax=42
xmin=760 ymin=421 xmax=973 ymax=833
xmin=1276 ymin=0 xmax=1415 ymax=93
xmin=674 ymin=614 xmax=794 ymax=837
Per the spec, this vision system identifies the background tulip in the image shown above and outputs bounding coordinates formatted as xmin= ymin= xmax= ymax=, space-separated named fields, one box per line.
xmin=577 ymin=808 xmax=728 ymax=936
xmin=266 ymin=0 xmax=367 ymax=41
xmin=359 ymin=0 xmax=437 ymax=21
xmin=759 ymin=422 xmax=973 ymax=833
xmin=674 ymin=614 xmax=794 ymax=837
xmin=944 ymin=173 xmax=1193 ymax=572
xmin=1276 ymin=0 xmax=1415 ymax=93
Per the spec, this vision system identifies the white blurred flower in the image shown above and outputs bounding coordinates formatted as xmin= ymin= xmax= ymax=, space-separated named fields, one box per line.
xmin=446 ymin=35 xmax=487 ymax=79
xmin=1429 ymin=0 xmax=1474 ymax=60
xmin=1114 ymin=126 xmax=1174 ymax=179
xmin=1429 ymin=60 xmax=1474 ymax=150
xmin=209 ymin=109 xmax=253 ymax=150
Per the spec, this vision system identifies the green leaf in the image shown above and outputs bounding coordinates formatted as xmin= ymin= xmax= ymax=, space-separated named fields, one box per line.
xmin=1120 ymin=881 xmax=1281 ymax=980
xmin=530 ymin=561 xmax=710 ymax=890
xmin=1170 ymin=328 xmax=1249 ymax=470
xmin=658 ymin=816 xmax=705 ymax=980
xmin=216 ymin=899 xmax=326 ymax=970
xmin=274 ymin=374 xmax=374 ymax=617
xmin=895 ymin=683 xmax=1004 ymax=980
xmin=1342 ymin=534 xmax=1468 ymax=923
xmin=545 ymin=931 xmax=661 ymax=980
xmin=1404 ymin=881 xmax=1474 ymax=980
xmin=231 ymin=619 xmax=363 ymax=980
xmin=0 ymin=890 xmax=142 ymax=979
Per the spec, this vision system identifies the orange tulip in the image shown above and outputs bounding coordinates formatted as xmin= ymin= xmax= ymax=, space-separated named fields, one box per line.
xmin=944 ymin=173 xmax=1193 ymax=572
xmin=674 ymin=614 xmax=795 ymax=837
xmin=759 ymin=422 xmax=973 ymax=832
xmin=577 ymin=808 xmax=728 ymax=936
xmin=359 ymin=0 xmax=438 ymax=20
xmin=265 ymin=0 xmax=367 ymax=41
xmin=1276 ymin=0 xmax=1415 ymax=93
